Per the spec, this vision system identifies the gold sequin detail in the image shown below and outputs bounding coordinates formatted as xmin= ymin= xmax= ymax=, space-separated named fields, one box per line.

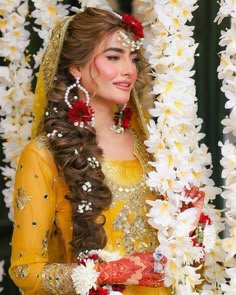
xmin=105 ymin=129 xmax=158 ymax=255
xmin=36 ymin=135 xmax=48 ymax=149
xmin=42 ymin=263 xmax=76 ymax=294
xmin=108 ymin=179 xmax=157 ymax=255
xmin=14 ymin=264 xmax=29 ymax=279
xmin=16 ymin=188 xmax=32 ymax=210
xmin=42 ymin=231 xmax=49 ymax=257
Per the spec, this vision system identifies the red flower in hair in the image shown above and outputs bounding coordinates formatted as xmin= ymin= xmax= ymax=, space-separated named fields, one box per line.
xmin=68 ymin=101 xmax=94 ymax=126
xmin=122 ymin=14 xmax=144 ymax=41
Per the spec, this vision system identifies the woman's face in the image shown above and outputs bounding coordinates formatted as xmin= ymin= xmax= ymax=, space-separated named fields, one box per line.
xmin=74 ymin=29 xmax=139 ymax=106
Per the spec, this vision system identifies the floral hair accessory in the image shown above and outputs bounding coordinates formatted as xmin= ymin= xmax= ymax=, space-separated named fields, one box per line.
xmin=77 ymin=200 xmax=92 ymax=213
xmin=113 ymin=12 xmax=144 ymax=50
xmin=68 ymin=101 xmax=95 ymax=127
xmin=47 ymin=129 xmax=63 ymax=138
xmin=111 ymin=106 xmax=132 ymax=134
xmin=121 ymin=14 xmax=144 ymax=41
xmin=87 ymin=156 xmax=100 ymax=169
xmin=82 ymin=181 xmax=92 ymax=192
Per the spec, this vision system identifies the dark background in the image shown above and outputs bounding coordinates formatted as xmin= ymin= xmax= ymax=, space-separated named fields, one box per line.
xmin=0 ymin=0 xmax=228 ymax=293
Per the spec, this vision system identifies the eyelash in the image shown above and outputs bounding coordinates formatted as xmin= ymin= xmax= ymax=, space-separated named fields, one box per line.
xmin=132 ymin=57 xmax=140 ymax=63
xmin=107 ymin=56 xmax=119 ymax=61
xmin=106 ymin=56 xmax=140 ymax=63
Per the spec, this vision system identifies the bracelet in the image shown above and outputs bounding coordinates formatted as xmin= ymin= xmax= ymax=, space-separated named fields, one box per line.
xmin=191 ymin=213 xmax=216 ymax=254
xmin=71 ymin=250 xmax=124 ymax=295
xmin=71 ymin=259 xmax=99 ymax=295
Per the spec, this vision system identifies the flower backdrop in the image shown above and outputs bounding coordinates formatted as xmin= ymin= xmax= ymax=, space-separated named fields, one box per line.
xmin=216 ymin=1 xmax=236 ymax=294
xmin=137 ymin=1 xmax=225 ymax=293
xmin=0 ymin=0 xmax=235 ymax=293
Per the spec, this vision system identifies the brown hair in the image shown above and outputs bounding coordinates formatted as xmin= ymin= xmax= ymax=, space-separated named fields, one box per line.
xmin=42 ymin=7 xmax=146 ymax=254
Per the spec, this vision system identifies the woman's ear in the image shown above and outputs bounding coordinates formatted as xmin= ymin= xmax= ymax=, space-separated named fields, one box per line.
xmin=69 ymin=65 xmax=81 ymax=79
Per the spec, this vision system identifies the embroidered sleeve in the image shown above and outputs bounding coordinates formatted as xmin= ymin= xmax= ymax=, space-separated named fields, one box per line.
xmin=9 ymin=140 xmax=61 ymax=294
xmin=42 ymin=263 xmax=77 ymax=294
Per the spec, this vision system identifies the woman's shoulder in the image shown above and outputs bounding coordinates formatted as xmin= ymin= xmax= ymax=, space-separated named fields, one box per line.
xmin=20 ymin=135 xmax=54 ymax=165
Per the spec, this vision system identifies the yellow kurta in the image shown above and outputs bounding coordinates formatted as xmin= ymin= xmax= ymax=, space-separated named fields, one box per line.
xmin=9 ymin=118 xmax=170 ymax=294
xmin=102 ymin=155 xmax=169 ymax=295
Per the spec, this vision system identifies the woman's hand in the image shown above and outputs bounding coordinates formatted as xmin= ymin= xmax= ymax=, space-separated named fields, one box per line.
xmin=182 ymin=186 xmax=205 ymax=227
xmin=96 ymin=252 xmax=167 ymax=287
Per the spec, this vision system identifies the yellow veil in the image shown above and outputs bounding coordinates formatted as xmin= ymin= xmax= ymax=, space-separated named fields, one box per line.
xmin=31 ymin=15 xmax=75 ymax=139
xmin=31 ymin=10 xmax=149 ymax=139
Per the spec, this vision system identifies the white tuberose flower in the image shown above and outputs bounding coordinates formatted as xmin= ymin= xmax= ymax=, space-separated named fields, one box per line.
xmin=71 ymin=260 xmax=99 ymax=295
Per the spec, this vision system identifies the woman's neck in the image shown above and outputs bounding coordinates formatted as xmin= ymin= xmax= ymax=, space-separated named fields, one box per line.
xmin=91 ymin=99 xmax=117 ymax=135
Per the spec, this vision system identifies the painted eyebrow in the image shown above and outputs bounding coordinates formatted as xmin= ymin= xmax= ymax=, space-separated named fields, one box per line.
xmin=103 ymin=47 xmax=138 ymax=55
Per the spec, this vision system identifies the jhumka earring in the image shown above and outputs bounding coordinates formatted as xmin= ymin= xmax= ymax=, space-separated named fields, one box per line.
xmin=111 ymin=104 xmax=133 ymax=134
xmin=64 ymin=77 xmax=95 ymax=127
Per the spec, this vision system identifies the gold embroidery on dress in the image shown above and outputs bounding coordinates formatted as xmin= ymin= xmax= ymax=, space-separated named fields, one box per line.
xmin=14 ymin=265 xmax=29 ymax=279
xmin=36 ymin=135 xmax=48 ymax=149
xmin=16 ymin=188 xmax=32 ymax=210
xmin=42 ymin=263 xmax=76 ymax=294
xmin=42 ymin=230 xmax=49 ymax=257
xmin=105 ymin=129 xmax=158 ymax=255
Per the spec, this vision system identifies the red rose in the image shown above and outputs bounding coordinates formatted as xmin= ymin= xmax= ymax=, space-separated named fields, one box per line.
xmin=68 ymin=101 xmax=94 ymax=125
xmin=122 ymin=14 xmax=144 ymax=40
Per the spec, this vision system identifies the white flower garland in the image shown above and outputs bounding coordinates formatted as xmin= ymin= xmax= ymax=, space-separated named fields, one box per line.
xmin=137 ymin=0 xmax=225 ymax=293
xmin=0 ymin=0 xmax=75 ymax=290
xmin=71 ymin=250 xmax=122 ymax=295
xmin=216 ymin=1 xmax=236 ymax=294
xmin=0 ymin=260 xmax=4 ymax=293
xmin=0 ymin=1 xmax=32 ymax=221
xmin=0 ymin=0 xmax=111 ymax=290
xmin=0 ymin=0 xmax=228 ymax=293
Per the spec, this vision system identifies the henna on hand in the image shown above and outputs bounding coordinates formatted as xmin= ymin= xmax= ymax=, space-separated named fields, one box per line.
xmin=96 ymin=252 xmax=166 ymax=287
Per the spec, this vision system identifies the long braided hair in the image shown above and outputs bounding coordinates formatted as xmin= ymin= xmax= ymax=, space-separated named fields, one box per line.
xmin=40 ymin=7 xmax=145 ymax=254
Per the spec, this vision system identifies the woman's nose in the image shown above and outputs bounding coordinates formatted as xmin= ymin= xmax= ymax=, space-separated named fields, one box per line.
xmin=121 ymin=59 xmax=137 ymax=77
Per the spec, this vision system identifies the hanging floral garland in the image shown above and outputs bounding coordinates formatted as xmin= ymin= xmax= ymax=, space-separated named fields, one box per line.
xmin=0 ymin=0 xmax=113 ymax=291
xmin=216 ymin=1 xmax=236 ymax=294
xmin=0 ymin=260 xmax=4 ymax=293
xmin=0 ymin=0 xmax=73 ymax=291
xmin=0 ymin=0 xmax=228 ymax=293
xmin=136 ymin=0 xmax=226 ymax=293
xmin=0 ymin=0 xmax=71 ymax=218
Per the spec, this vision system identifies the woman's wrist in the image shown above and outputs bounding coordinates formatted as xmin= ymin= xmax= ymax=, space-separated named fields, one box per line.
xmin=71 ymin=250 xmax=124 ymax=295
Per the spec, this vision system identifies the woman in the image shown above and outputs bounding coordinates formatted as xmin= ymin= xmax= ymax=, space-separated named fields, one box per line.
xmin=9 ymin=7 xmax=204 ymax=295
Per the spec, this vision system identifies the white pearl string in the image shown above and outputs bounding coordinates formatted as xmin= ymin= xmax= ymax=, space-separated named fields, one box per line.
xmin=64 ymin=77 xmax=91 ymax=108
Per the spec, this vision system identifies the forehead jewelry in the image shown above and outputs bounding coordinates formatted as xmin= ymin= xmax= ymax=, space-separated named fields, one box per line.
xmin=113 ymin=12 xmax=144 ymax=50
xmin=117 ymin=31 xmax=143 ymax=51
